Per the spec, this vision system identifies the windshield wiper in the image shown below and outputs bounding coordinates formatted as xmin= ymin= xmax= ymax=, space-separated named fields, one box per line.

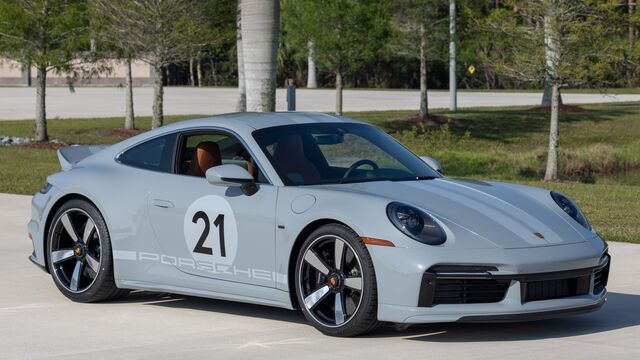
xmin=337 ymin=177 xmax=391 ymax=184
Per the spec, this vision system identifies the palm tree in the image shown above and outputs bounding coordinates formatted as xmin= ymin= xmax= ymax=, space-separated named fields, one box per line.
xmin=240 ymin=0 xmax=279 ymax=112
xmin=235 ymin=1 xmax=246 ymax=111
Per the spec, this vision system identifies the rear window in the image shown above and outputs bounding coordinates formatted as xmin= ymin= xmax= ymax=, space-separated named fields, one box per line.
xmin=118 ymin=134 xmax=176 ymax=172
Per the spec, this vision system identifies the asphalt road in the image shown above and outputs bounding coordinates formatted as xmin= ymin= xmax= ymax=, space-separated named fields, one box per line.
xmin=1 ymin=193 xmax=639 ymax=359
xmin=1 ymin=87 xmax=639 ymax=120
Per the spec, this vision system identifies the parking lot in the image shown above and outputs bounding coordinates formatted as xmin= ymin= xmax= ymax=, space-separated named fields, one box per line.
xmin=1 ymin=192 xmax=639 ymax=359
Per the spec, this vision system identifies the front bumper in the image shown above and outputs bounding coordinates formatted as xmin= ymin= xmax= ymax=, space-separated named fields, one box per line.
xmin=457 ymin=299 xmax=605 ymax=322
xmin=369 ymin=239 xmax=609 ymax=323
xmin=27 ymin=186 xmax=58 ymax=270
xmin=380 ymin=289 xmax=607 ymax=324
xmin=28 ymin=253 xmax=48 ymax=273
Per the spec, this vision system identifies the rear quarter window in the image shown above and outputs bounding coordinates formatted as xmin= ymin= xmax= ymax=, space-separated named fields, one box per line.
xmin=118 ymin=133 xmax=176 ymax=172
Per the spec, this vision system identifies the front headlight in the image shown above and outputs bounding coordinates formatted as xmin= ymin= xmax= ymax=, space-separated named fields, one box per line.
xmin=386 ymin=202 xmax=446 ymax=245
xmin=550 ymin=191 xmax=591 ymax=230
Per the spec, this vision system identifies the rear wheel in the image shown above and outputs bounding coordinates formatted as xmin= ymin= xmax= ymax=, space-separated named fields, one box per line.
xmin=47 ymin=199 xmax=127 ymax=302
xmin=295 ymin=224 xmax=379 ymax=336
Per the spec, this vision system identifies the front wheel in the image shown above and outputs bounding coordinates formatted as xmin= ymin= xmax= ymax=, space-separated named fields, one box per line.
xmin=47 ymin=199 xmax=127 ymax=302
xmin=295 ymin=224 xmax=379 ymax=336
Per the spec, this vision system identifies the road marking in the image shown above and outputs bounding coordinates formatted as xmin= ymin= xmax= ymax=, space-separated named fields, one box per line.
xmin=0 ymin=303 xmax=54 ymax=312
xmin=237 ymin=338 xmax=312 ymax=349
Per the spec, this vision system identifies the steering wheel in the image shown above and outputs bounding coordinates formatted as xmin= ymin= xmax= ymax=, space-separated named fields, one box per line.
xmin=342 ymin=159 xmax=379 ymax=179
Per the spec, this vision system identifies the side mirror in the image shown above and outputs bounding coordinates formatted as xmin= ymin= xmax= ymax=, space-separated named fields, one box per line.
xmin=205 ymin=164 xmax=258 ymax=196
xmin=420 ymin=156 xmax=443 ymax=174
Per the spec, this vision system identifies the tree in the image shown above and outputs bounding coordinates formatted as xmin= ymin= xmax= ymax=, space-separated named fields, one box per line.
xmin=449 ymin=0 xmax=457 ymax=111
xmin=0 ymin=0 xmax=89 ymax=141
xmin=457 ymin=1 xmax=512 ymax=89
xmin=235 ymin=0 xmax=246 ymax=111
xmin=306 ymin=40 xmax=317 ymax=88
xmin=282 ymin=0 xmax=391 ymax=115
xmin=90 ymin=5 xmax=136 ymax=129
xmin=280 ymin=0 xmax=315 ymax=88
xmin=483 ymin=0 xmax=619 ymax=181
xmin=92 ymin=0 xmax=210 ymax=128
xmin=124 ymin=58 xmax=135 ymax=129
xmin=193 ymin=0 xmax=235 ymax=89
xmin=241 ymin=0 xmax=279 ymax=112
xmin=628 ymin=0 xmax=636 ymax=84
xmin=392 ymin=0 xmax=447 ymax=120
xmin=307 ymin=40 xmax=318 ymax=89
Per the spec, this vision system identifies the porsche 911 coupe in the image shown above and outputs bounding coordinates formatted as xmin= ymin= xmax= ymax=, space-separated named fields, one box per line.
xmin=28 ymin=112 xmax=610 ymax=336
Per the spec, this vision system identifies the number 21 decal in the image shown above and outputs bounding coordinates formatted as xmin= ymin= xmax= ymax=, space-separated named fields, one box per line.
xmin=184 ymin=195 xmax=238 ymax=265
xmin=191 ymin=211 xmax=226 ymax=257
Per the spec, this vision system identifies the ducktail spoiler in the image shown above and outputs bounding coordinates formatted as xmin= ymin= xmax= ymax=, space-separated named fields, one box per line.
xmin=57 ymin=145 xmax=109 ymax=171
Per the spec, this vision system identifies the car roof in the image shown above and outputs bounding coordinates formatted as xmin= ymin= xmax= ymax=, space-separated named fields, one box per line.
xmin=159 ymin=112 xmax=366 ymax=133
xmin=100 ymin=112 xmax=370 ymax=169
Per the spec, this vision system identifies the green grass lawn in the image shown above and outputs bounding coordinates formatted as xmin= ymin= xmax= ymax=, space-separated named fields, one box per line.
xmin=456 ymin=88 xmax=640 ymax=94
xmin=0 ymin=104 xmax=638 ymax=243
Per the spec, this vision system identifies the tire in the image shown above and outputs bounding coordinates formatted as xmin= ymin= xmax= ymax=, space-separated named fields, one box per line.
xmin=46 ymin=199 xmax=128 ymax=302
xmin=294 ymin=223 xmax=379 ymax=336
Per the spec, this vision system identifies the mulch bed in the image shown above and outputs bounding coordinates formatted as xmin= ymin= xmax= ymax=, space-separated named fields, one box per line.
xmin=8 ymin=128 xmax=144 ymax=151
xmin=93 ymin=128 xmax=145 ymax=137
xmin=16 ymin=142 xmax=67 ymax=150
xmin=529 ymin=105 xmax=589 ymax=113
xmin=392 ymin=113 xmax=453 ymax=126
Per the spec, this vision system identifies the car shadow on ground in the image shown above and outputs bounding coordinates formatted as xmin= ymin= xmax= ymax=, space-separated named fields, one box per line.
xmin=110 ymin=291 xmax=639 ymax=340
xmin=368 ymin=292 xmax=640 ymax=341
xmin=112 ymin=290 xmax=308 ymax=325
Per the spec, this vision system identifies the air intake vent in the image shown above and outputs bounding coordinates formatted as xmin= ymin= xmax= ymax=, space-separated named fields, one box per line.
xmin=432 ymin=278 xmax=511 ymax=305
xmin=522 ymin=275 xmax=590 ymax=302
xmin=593 ymin=257 xmax=610 ymax=294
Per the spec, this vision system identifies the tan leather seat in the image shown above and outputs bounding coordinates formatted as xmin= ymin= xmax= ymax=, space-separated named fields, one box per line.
xmin=272 ymin=134 xmax=320 ymax=183
xmin=187 ymin=141 xmax=222 ymax=177
xmin=246 ymin=158 xmax=255 ymax=177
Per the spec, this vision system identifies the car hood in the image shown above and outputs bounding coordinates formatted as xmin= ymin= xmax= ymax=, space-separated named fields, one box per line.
xmin=317 ymin=178 xmax=589 ymax=249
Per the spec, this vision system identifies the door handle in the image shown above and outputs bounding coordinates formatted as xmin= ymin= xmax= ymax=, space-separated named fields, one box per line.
xmin=152 ymin=199 xmax=174 ymax=209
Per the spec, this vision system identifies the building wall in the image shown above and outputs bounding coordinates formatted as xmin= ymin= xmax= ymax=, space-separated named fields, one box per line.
xmin=0 ymin=58 xmax=153 ymax=86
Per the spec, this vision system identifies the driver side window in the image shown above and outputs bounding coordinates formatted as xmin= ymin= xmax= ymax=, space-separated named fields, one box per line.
xmin=176 ymin=131 xmax=267 ymax=183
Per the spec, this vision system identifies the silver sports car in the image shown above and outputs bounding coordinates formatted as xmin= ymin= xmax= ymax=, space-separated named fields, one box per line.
xmin=28 ymin=112 xmax=610 ymax=336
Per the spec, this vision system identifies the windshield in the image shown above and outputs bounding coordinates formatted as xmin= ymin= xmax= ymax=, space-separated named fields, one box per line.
xmin=252 ymin=122 xmax=441 ymax=185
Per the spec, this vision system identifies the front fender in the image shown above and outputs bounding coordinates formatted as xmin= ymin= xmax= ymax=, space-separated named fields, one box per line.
xmin=275 ymin=186 xmax=415 ymax=293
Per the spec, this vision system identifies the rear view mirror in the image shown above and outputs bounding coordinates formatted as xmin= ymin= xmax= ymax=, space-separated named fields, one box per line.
xmin=313 ymin=133 xmax=344 ymax=145
xmin=420 ymin=156 xmax=443 ymax=174
xmin=205 ymin=165 xmax=257 ymax=196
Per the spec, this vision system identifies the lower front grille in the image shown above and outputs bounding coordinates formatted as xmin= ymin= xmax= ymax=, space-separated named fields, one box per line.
xmin=418 ymin=255 xmax=610 ymax=307
xmin=522 ymin=276 xmax=590 ymax=302
xmin=433 ymin=278 xmax=511 ymax=305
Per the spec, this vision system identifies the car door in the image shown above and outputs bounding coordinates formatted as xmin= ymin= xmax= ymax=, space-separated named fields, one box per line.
xmin=146 ymin=129 xmax=278 ymax=288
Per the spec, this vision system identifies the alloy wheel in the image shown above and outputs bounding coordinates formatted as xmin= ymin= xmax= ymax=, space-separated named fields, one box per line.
xmin=50 ymin=209 xmax=102 ymax=293
xmin=299 ymin=235 xmax=364 ymax=327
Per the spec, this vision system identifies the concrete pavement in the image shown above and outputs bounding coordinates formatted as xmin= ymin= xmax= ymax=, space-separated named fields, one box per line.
xmin=1 ymin=87 xmax=639 ymax=120
xmin=1 ymin=192 xmax=639 ymax=359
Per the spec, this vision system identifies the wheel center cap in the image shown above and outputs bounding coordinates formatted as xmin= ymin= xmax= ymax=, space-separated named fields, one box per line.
xmin=328 ymin=272 xmax=342 ymax=289
xmin=73 ymin=244 xmax=84 ymax=257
